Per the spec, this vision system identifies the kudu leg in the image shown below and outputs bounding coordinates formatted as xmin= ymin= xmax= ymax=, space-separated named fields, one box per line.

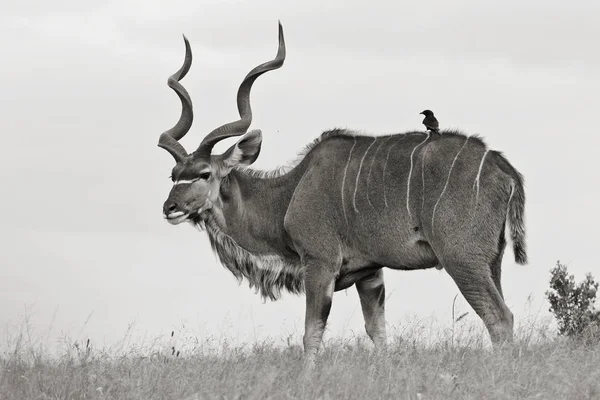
xmin=302 ymin=259 xmax=336 ymax=366
xmin=443 ymin=260 xmax=514 ymax=345
xmin=355 ymin=269 xmax=387 ymax=348
xmin=490 ymin=233 xmax=507 ymax=300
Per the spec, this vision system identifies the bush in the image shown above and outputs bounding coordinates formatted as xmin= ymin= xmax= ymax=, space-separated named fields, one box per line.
xmin=545 ymin=261 xmax=600 ymax=339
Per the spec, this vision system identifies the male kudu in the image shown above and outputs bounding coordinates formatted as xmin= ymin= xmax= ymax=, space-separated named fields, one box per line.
xmin=158 ymin=23 xmax=527 ymax=364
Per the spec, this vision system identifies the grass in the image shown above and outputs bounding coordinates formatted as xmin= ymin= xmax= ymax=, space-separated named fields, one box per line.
xmin=2 ymin=316 xmax=600 ymax=400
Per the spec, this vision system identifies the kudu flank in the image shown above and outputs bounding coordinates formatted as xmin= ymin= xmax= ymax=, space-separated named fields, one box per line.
xmin=158 ymin=23 xmax=527 ymax=363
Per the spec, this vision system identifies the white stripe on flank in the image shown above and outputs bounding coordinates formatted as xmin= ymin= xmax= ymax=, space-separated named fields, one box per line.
xmin=506 ymin=180 xmax=515 ymax=219
xmin=367 ymin=136 xmax=392 ymax=208
xmin=341 ymin=138 xmax=357 ymax=226
xmin=382 ymin=136 xmax=407 ymax=208
xmin=473 ymin=149 xmax=490 ymax=203
xmin=353 ymin=137 xmax=377 ymax=213
xmin=431 ymin=137 xmax=470 ymax=236
xmin=421 ymin=143 xmax=432 ymax=213
xmin=406 ymin=133 xmax=430 ymax=218
xmin=336 ymin=237 xmax=344 ymax=266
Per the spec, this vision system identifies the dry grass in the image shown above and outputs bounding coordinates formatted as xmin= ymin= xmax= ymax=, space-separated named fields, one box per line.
xmin=2 ymin=317 xmax=600 ymax=400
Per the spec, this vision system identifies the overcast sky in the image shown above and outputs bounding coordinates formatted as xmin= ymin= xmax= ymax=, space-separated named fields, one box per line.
xmin=1 ymin=0 xmax=599 ymax=352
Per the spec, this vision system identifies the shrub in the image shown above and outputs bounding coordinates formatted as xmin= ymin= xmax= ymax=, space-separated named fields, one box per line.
xmin=545 ymin=261 xmax=600 ymax=339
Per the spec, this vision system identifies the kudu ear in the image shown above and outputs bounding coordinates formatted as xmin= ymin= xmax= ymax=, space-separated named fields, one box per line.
xmin=220 ymin=129 xmax=263 ymax=171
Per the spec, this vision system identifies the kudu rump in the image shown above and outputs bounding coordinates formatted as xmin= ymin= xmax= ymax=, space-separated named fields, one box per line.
xmin=158 ymin=23 xmax=527 ymax=360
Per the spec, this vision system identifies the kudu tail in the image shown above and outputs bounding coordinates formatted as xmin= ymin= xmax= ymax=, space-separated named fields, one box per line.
xmin=493 ymin=150 xmax=527 ymax=265
xmin=507 ymin=176 xmax=527 ymax=265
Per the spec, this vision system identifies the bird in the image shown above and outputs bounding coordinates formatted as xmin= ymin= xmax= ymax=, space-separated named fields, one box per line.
xmin=420 ymin=109 xmax=440 ymax=134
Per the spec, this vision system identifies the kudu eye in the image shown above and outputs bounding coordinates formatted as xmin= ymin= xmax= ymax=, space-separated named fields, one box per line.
xmin=199 ymin=172 xmax=211 ymax=180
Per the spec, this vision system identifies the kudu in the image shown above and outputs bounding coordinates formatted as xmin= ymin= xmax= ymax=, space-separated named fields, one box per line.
xmin=158 ymin=23 xmax=527 ymax=362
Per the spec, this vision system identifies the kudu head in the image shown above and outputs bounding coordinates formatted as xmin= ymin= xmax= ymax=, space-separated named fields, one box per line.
xmin=158 ymin=23 xmax=286 ymax=225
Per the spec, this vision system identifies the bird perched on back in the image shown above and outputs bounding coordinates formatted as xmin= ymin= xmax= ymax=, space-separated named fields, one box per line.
xmin=420 ymin=109 xmax=440 ymax=134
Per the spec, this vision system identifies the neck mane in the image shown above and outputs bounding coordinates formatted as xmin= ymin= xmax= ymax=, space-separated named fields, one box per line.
xmin=233 ymin=128 xmax=352 ymax=180
xmin=194 ymin=213 xmax=305 ymax=301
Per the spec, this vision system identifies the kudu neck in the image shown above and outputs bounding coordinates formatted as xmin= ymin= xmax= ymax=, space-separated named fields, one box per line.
xmin=210 ymin=162 xmax=310 ymax=256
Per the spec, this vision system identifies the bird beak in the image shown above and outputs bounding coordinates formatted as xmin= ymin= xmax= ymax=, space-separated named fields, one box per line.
xmin=419 ymin=112 xmax=424 ymax=115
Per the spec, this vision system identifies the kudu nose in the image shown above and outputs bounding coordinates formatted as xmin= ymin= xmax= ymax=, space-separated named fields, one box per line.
xmin=163 ymin=201 xmax=178 ymax=215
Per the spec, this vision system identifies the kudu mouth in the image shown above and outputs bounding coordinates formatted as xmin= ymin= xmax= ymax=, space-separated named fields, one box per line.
xmin=163 ymin=203 xmax=211 ymax=225
xmin=164 ymin=211 xmax=188 ymax=225
xmin=162 ymin=200 xmax=190 ymax=224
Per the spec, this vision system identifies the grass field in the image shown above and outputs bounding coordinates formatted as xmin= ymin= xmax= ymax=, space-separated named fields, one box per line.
xmin=2 ymin=317 xmax=599 ymax=400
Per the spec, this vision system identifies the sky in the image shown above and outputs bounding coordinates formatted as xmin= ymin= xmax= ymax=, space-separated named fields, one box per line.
xmin=1 ymin=0 xmax=599 ymax=352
